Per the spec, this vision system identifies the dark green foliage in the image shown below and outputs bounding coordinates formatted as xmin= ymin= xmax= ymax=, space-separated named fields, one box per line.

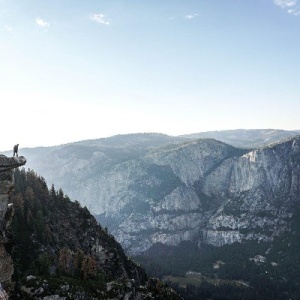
xmin=10 ymin=168 xmax=146 ymax=292
xmin=10 ymin=276 xmax=108 ymax=300
xmin=134 ymin=224 xmax=300 ymax=300
xmin=11 ymin=169 xmax=105 ymax=282
xmin=7 ymin=168 xmax=182 ymax=299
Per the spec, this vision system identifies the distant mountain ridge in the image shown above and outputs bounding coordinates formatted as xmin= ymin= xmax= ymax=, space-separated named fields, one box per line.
xmin=8 ymin=129 xmax=300 ymax=256
xmin=181 ymin=128 xmax=300 ymax=148
xmin=6 ymin=129 xmax=299 ymax=181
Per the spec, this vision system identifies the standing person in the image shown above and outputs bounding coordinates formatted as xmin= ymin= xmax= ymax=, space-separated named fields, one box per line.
xmin=13 ymin=144 xmax=19 ymax=157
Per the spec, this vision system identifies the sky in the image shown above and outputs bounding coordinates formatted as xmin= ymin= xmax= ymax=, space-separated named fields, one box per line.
xmin=1 ymin=0 xmax=300 ymax=151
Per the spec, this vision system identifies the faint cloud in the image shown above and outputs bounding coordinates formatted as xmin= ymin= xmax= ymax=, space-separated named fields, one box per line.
xmin=36 ymin=17 xmax=50 ymax=27
xmin=4 ymin=25 xmax=12 ymax=32
xmin=288 ymin=8 xmax=300 ymax=14
xmin=274 ymin=0 xmax=300 ymax=15
xmin=90 ymin=14 xmax=110 ymax=25
xmin=274 ymin=0 xmax=297 ymax=7
xmin=185 ymin=13 xmax=199 ymax=20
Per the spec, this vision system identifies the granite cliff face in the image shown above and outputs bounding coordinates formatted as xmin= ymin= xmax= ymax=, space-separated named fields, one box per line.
xmin=199 ymin=138 xmax=300 ymax=246
xmin=0 ymin=155 xmax=26 ymax=296
xmin=95 ymin=137 xmax=300 ymax=254
xmin=14 ymin=133 xmax=300 ymax=255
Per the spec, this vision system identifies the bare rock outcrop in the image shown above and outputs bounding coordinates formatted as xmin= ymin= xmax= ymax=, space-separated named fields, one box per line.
xmin=0 ymin=155 xmax=26 ymax=291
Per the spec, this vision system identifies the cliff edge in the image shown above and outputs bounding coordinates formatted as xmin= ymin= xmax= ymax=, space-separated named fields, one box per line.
xmin=0 ymin=155 xmax=26 ymax=296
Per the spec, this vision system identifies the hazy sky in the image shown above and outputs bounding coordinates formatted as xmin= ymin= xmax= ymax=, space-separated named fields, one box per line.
xmin=1 ymin=0 xmax=300 ymax=151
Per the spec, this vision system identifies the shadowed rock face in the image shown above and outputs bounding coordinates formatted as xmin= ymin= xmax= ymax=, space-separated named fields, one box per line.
xmin=0 ymin=155 xmax=26 ymax=286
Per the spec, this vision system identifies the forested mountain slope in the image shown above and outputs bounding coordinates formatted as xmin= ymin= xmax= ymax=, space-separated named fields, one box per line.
xmin=9 ymin=168 xmax=180 ymax=299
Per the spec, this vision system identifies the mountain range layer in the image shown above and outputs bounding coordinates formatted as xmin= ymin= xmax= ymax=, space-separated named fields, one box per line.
xmin=10 ymin=129 xmax=300 ymax=256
